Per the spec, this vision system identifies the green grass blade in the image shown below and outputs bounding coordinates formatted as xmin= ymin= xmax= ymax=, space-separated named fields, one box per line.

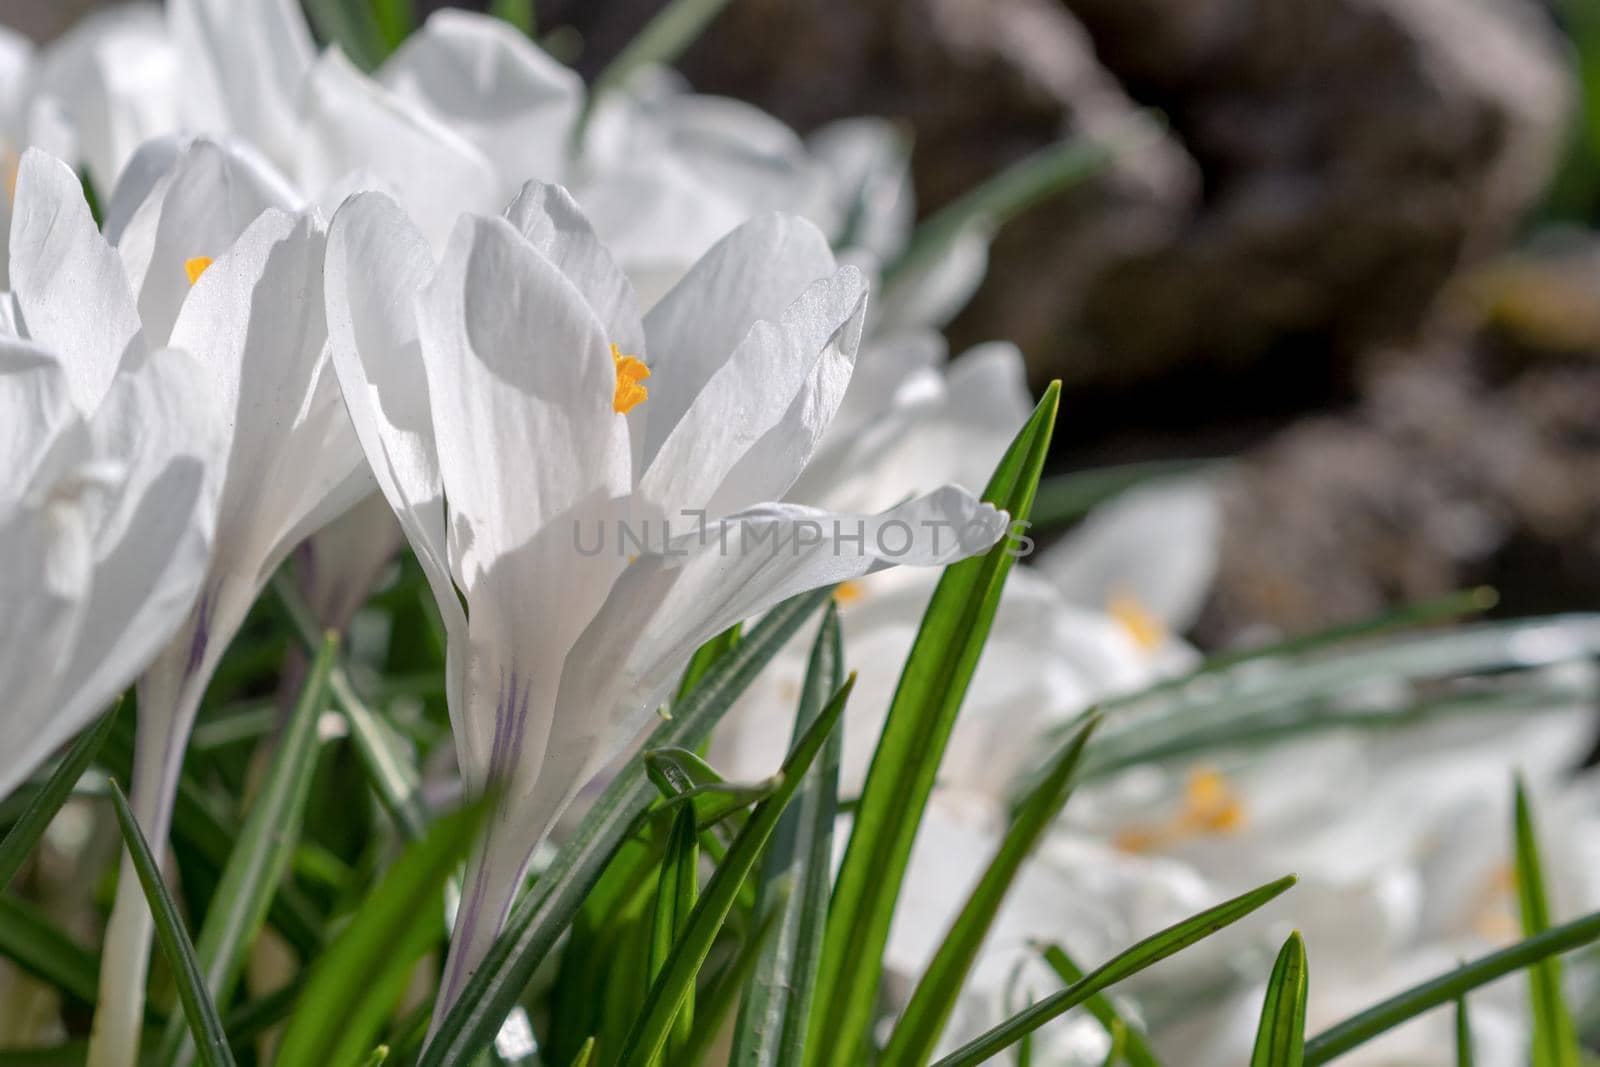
xmin=932 ymin=875 xmax=1298 ymax=1067
xmin=275 ymin=574 xmax=428 ymax=839
xmin=1250 ymin=932 xmax=1308 ymax=1067
xmin=302 ymin=0 xmax=390 ymax=71
xmin=809 ymin=383 xmax=1061 ymax=1067
xmin=275 ymin=801 xmax=487 ymax=1067
xmin=0 ymin=701 xmax=119 ymax=889
xmin=107 ymin=780 xmax=237 ymax=1067
xmin=649 ymin=805 xmax=700 ymax=1063
xmin=683 ymin=912 xmax=779 ymax=1067
xmin=880 ymin=716 xmax=1099 ymax=1067
xmin=159 ymin=634 xmax=338 ymax=1067
xmin=1456 ymin=997 xmax=1474 ymax=1066
xmin=590 ymin=0 xmax=734 ymax=102
xmin=615 ymin=676 xmax=856 ymax=1067
xmin=1304 ymin=909 xmax=1600 ymax=1064
xmin=567 ymin=1037 xmax=597 ymax=1067
xmin=1512 ymin=779 xmax=1579 ymax=1067
xmin=675 ymin=625 xmax=742 ymax=706
xmin=488 ymin=0 xmax=535 ymax=34
xmin=420 ymin=588 xmax=835 ymax=1067
xmin=1037 ymin=945 xmax=1161 ymax=1067
xmin=0 ymin=893 xmax=99 ymax=1006
xmin=730 ymin=606 xmax=844 ymax=1067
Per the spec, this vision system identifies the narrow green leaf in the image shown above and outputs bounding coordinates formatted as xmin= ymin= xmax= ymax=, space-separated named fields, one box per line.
xmin=675 ymin=624 xmax=742 ymax=706
xmin=615 ymin=675 xmax=856 ymax=1067
xmin=1250 ymin=932 xmax=1308 ymax=1067
xmin=810 ymin=383 xmax=1061 ymax=1067
xmin=420 ymin=588 xmax=835 ymax=1067
xmin=1304 ymin=908 xmax=1600 ymax=1064
xmin=932 ymin=875 xmax=1298 ymax=1067
xmin=1513 ymin=778 xmax=1580 ymax=1067
xmin=590 ymin=0 xmax=734 ymax=102
xmin=683 ymin=912 xmax=779 ymax=1067
xmin=1037 ymin=945 xmax=1161 ymax=1067
xmin=161 ymin=634 xmax=338 ymax=1067
xmin=1455 ymin=997 xmax=1474 ymax=1067
xmin=649 ymin=805 xmax=700 ymax=1063
xmin=0 ymin=702 xmax=119 ymax=889
xmin=488 ymin=0 xmax=536 ymax=35
xmin=730 ymin=606 xmax=844 ymax=1067
xmin=275 ymin=801 xmax=488 ymax=1067
xmin=370 ymin=0 xmax=416 ymax=49
xmin=567 ymin=1037 xmax=597 ymax=1067
xmin=107 ymin=780 xmax=237 ymax=1067
xmin=881 ymin=716 xmax=1099 ymax=1067
xmin=646 ymin=747 xmax=780 ymax=828
xmin=359 ymin=1046 xmax=391 ymax=1067
xmin=302 ymin=0 xmax=390 ymax=71
xmin=275 ymin=574 xmax=428 ymax=839
xmin=0 ymin=893 xmax=99 ymax=1006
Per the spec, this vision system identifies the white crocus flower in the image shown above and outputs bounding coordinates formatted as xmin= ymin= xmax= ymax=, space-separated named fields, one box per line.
xmin=0 ymin=333 xmax=218 ymax=805
xmin=0 ymin=145 xmax=367 ymax=1067
xmin=324 ymin=182 xmax=1005 ymax=1011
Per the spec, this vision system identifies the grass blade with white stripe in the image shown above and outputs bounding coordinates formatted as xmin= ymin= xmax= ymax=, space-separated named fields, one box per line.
xmin=107 ymin=780 xmax=236 ymax=1067
xmin=1037 ymin=945 xmax=1161 ymax=1067
xmin=0 ymin=702 xmax=119 ymax=889
xmin=1305 ymin=909 xmax=1600 ymax=1064
xmin=159 ymin=633 xmax=338 ymax=1067
xmin=730 ymin=606 xmax=844 ymax=1067
xmin=880 ymin=716 xmax=1098 ymax=1067
xmin=1250 ymin=932 xmax=1308 ymax=1067
xmin=932 ymin=875 xmax=1297 ymax=1067
xmin=1512 ymin=779 xmax=1579 ymax=1067
xmin=615 ymin=675 xmax=856 ymax=1067
xmin=808 ymin=383 xmax=1060 ymax=1067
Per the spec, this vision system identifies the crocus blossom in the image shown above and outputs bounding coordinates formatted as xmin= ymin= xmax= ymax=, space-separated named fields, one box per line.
xmin=324 ymin=181 xmax=1007 ymax=1011
xmin=1 ymin=144 xmax=367 ymax=1067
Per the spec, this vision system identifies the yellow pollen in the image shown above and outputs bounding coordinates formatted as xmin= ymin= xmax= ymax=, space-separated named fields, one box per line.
xmin=611 ymin=342 xmax=650 ymax=414
xmin=1108 ymin=591 xmax=1166 ymax=652
xmin=185 ymin=256 xmax=214 ymax=286
xmin=1114 ymin=766 xmax=1247 ymax=853
xmin=1470 ymin=862 xmax=1521 ymax=943
xmin=834 ymin=580 xmax=867 ymax=606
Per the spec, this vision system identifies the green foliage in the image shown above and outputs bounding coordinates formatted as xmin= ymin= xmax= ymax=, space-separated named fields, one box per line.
xmin=808 ymin=383 xmax=1061 ymax=1067
xmin=1512 ymin=780 xmax=1580 ymax=1067
xmin=1250 ymin=932 xmax=1308 ymax=1067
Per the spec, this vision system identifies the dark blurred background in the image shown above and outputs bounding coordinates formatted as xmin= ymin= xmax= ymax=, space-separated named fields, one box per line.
xmin=10 ymin=0 xmax=1600 ymax=646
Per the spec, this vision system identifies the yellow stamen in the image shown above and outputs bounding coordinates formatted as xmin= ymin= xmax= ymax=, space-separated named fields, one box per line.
xmin=1108 ymin=591 xmax=1166 ymax=652
xmin=834 ymin=580 xmax=867 ymax=606
xmin=1470 ymin=863 xmax=1520 ymax=942
xmin=185 ymin=256 xmax=214 ymax=286
xmin=611 ymin=342 xmax=650 ymax=414
xmin=1114 ymin=766 xmax=1247 ymax=853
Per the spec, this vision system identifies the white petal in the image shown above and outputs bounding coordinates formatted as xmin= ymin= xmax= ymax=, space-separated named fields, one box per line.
xmin=639 ymin=213 xmax=840 ymax=464
xmin=168 ymin=207 xmax=366 ymax=591
xmin=501 ymin=181 xmax=647 ymax=359
xmin=33 ymin=4 xmax=184 ymax=196
xmin=8 ymin=149 xmax=142 ymax=411
xmin=807 ymin=117 xmax=915 ymax=261
xmin=296 ymin=50 xmax=502 ymax=251
xmin=416 ymin=213 xmax=629 ymax=589
xmin=169 ymin=0 xmax=315 ymax=165
xmin=1038 ymin=478 xmax=1222 ymax=632
xmin=379 ymin=10 xmax=581 ymax=191
xmin=325 ymin=191 xmax=468 ymax=717
xmin=117 ymin=138 xmax=301 ymax=347
xmin=876 ymin=222 xmax=991 ymax=333
xmin=640 ymin=259 xmax=867 ymax=516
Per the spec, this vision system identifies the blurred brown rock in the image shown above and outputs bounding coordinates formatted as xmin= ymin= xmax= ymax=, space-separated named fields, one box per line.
xmin=662 ymin=0 xmax=1569 ymax=396
xmin=1197 ymin=244 xmax=1600 ymax=644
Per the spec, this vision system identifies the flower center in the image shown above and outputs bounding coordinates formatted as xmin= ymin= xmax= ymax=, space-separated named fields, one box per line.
xmin=185 ymin=256 xmax=214 ymax=286
xmin=611 ymin=342 xmax=650 ymax=414
xmin=834 ymin=580 xmax=867 ymax=606
xmin=1114 ymin=766 xmax=1247 ymax=853
xmin=1107 ymin=590 xmax=1165 ymax=652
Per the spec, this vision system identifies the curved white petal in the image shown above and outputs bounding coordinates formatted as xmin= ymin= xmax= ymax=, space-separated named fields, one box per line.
xmin=638 ymin=213 xmax=840 ymax=464
xmin=297 ymin=50 xmax=502 ymax=251
xmin=169 ymin=0 xmax=315 ymax=165
xmin=379 ymin=10 xmax=581 ymax=193
xmin=116 ymin=137 xmax=301 ymax=347
xmin=9 ymin=149 xmax=142 ymax=411
xmin=807 ymin=117 xmax=915 ymax=261
xmin=1039 ymin=478 xmax=1222 ymax=632
xmin=417 ymin=212 xmax=629 ymax=589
